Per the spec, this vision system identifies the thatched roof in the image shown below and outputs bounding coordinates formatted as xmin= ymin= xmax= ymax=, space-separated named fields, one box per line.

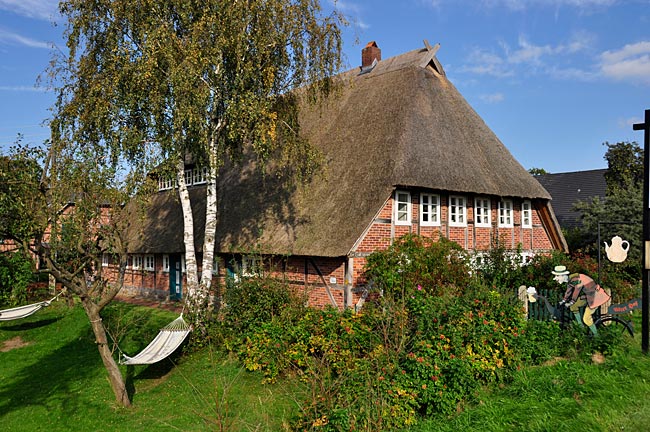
xmin=129 ymin=43 xmax=558 ymax=257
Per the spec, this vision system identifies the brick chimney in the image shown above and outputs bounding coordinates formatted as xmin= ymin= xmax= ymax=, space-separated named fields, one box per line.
xmin=361 ymin=41 xmax=381 ymax=68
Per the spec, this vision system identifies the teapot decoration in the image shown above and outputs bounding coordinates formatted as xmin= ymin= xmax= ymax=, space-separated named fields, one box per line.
xmin=605 ymin=236 xmax=629 ymax=263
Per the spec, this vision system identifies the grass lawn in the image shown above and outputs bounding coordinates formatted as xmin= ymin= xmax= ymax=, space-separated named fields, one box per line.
xmin=2 ymin=300 xmax=650 ymax=431
xmin=0 ymin=301 xmax=300 ymax=432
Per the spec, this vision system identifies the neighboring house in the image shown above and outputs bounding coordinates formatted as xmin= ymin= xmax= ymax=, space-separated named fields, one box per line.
xmin=110 ymin=41 xmax=568 ymax=309
xmin=535 ymin=169 xmax=607 ymax=229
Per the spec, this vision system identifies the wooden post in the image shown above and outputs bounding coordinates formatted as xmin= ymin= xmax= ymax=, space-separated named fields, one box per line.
xmin=633 ymin=109 xmax=650 ymax=354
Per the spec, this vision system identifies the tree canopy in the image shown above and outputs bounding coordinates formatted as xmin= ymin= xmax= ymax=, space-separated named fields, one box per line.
xmin=47 ymin=0 xmax=345 ymax=407
xmin=573 ymin=141 xmax=642 ymax=277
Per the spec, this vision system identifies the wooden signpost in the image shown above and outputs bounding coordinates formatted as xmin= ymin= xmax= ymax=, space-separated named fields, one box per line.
xmin=633 ymin=109 xmax=650 ymax=354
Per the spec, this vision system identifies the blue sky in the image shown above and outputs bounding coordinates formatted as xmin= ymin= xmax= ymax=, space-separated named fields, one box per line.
xmin=1 ymin=0 xmax=649 ymax=173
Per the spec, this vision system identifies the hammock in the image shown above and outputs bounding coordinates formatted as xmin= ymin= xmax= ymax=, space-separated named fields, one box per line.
xmin=0 ymin=290 xmax=65 ymax=321
xmin=0 ymin=301 xmax=51 ymax=321
xmin=120 ymin=314 xmax=192 ymax=365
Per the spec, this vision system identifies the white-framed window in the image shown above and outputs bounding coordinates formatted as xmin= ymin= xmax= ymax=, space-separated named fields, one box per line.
xmin=474 ymin=197 xmax=491 ymax=227
xmin=144 ymin=254 xmax=155 ymax=271
xmin=449 ymin=195 xmax=467 ymax=227
xmin=521 ymin=200 xmax=532 ymax=228
xmin=242 ymin=256 xmax=259 ymax=277
xmin=193 ymin=167 xmax=208 ymax=185
xmin=394 ymin=190 xmax=411 ymax=225
xmin=184 ymin=169 xmax=193 ymax=186
xmin=212 ymin=255 xmax=220 ymax=275
xmin=132 ymin=254 xmax=143 ymax=270
xmin=420 ymin=193 xmax=440 ymax=226
xmin=498 ymin=199 xmax=513 ymax=227
xmin=162 ymin=254 xmax=170 ymax=272
xmin=102 ymin=253 xmax=110 ymax=267
xmin=158 ymin=176 xmax=175 ymax=191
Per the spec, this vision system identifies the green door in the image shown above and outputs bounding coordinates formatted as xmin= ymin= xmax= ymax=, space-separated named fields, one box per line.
xmin=169 ymin=254 xmax=182 ymax=300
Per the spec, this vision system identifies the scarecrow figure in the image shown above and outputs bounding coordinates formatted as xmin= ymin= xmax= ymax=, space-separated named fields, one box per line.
xmin=551 ymin=265 xmax=611 ymax=336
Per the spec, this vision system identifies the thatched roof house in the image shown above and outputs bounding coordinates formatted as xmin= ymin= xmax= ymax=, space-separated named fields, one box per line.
xmin=121 ymin=41 xmax=566 ymax=307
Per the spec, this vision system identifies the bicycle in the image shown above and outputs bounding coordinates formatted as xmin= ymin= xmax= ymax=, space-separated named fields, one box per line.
xmin=526 ymin=287 xmax=634 ymax=339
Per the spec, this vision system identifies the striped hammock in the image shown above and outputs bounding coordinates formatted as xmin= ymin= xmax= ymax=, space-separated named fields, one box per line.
xmin=0 ymin=301 xmax=51 ymax=321
xmin=120 ymin=315 xmax=192 ymax=365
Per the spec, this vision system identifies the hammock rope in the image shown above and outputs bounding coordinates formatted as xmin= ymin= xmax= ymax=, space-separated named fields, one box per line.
xmin=0 ymin=289 xmax=66 ymax=321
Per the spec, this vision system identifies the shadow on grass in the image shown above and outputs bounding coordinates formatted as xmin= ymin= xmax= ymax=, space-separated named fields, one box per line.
xmin=0 ymin=326 xmax=102 ymax=425
xmin=0 ymin=317 xmax=62 ymax=331
xmin=124 ymin=343 xmax=187 ymax=401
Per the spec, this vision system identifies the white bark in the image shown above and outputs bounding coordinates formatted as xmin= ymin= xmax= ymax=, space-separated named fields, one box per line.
xmin=200 ymin=135 xmax=219 ymax=291
xmin=176 ymin=157 xmax=200 ymax=300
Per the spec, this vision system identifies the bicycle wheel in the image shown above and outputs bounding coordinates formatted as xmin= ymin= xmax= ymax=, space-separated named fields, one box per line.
xmin=594 ymin=316 xmax=634 ymax=340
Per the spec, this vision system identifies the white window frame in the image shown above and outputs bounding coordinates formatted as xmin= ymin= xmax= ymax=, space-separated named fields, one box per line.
xmin=158 ymin=176 xmax=174 ymax=191
xmin=394 ymin=190 xmax=412 ymax=226
xmin=102 ymin=253 xmax=110 ymax=267
xmin=132 ymin=254 xmax=143 ymax=270
xmin=184 ymin=169 xmax=193 ymax=186
xmin=498 ymin=199 xmax=513 ymax=227
xmin=144 ymin=254 xmax=155 ymax=271
xmin=212 ymin=256 xmax=220 ymax=275
xmin=420 ymin=193 xmax=440 ymax=226
xmin=242 ymin=256 xmax=259 ymax=277
xmin=474 ymin=197 xmax=491 ymax=227
xmin=162 ymin=254 xmax=170 ymax=272
xmin=521 ymin=200 xmax=532 ymax=228
xmin=448 ymin=195 xmax=467 ymax=227
xmin=193 ymin=167 xmax=208 ymax=185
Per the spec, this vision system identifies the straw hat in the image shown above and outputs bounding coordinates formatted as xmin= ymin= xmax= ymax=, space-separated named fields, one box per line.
xmin=551 ymin=265 xmax=569 ymax=275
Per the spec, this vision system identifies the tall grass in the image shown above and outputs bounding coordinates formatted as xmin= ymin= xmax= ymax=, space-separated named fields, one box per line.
xmin=0 ymin=302 xmax=300 ymax=431
xmin=412 ymin=329 xmax=650 ymax=431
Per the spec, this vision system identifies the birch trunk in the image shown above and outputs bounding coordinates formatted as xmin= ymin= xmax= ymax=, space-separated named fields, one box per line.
xmin=200 ymin=135 xmax=219 ymax=292
xmin=176 ymin=157 xmax=200 ymax=302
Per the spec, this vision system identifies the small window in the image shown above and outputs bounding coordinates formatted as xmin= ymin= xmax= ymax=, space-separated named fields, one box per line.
xmin=394 ymin=191 xmax=411 ymax=225
xmin=184 ymin=169 xmax=193 ymax=186
xmin=162 ymin=255 xmax=170 ymax=272
xmin=521 ymin=200 xmax=532 ymax=228
xmin=144 ymin=254 xmax=155 ymax=271
xmin=242 ymin=256 xmax=259 ymax=277
xmin=132 ymin=254 xmax=143 ymax=270
xmin=193 ymin=167 xmax=208 ymax=185
xmin=420 ymin=193 xmax=440 ymax=226
xmin=498 ymin=199 xmax=513 ymax=227
xmin=449 ymin=195 xmax=467 ymax=227
xmin=102 ymin=253 xmax=110 ymax=267
xmin=474 ymin=197 xmax=491 ymax=227
xmin=181 ymin=255 xmax=186 ymax=273
xmin=212 ymin=256 xmax=220 ymax=275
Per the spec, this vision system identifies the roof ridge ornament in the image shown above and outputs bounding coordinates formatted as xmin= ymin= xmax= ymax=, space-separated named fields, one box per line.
xmin=420 ymin=39 xmax=445 ymax=76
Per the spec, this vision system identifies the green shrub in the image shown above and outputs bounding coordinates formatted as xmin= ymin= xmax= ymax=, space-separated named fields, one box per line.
xmin=363 ymin=234 xmax=471 ymax=298
xmin=0 ymin=250 xmax=34 ymax=306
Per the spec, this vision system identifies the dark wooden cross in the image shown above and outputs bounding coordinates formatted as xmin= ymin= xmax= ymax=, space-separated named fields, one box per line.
xmin=634 ymin=109 xmax=650 ymax=354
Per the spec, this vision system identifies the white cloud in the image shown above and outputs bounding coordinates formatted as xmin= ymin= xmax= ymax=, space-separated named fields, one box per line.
xmin=0 ymin=85 xmax=48 ymax=92
xmin=600 ymin=42 xmax=650 ymax=83
xmin=463 ymin=32 xmax=595 ymax=78
xmin=0 ymin=0 xmax=59 ymax=21
xmin=618 ymin=116 xmax=643 ymax=129
xmin=478 ymin=92 xmax=505 ymax=103
xmin=480 ymin=0 xmax=617 ymax=9
xmin=0 ymin=28 xmax=50 ymax=49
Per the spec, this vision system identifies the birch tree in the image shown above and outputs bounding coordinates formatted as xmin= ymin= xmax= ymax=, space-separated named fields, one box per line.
xmin=51 ymin=0 xmax=344 ymax=324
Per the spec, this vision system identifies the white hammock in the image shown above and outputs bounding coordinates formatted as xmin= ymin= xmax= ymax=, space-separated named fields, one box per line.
xmin=0 ymin=289 xmax=65 ymax=322
xmin=120 ymin=315 xmax=192 ymax=365
xmin=0 ymin=300 xmax=51 ymax=321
